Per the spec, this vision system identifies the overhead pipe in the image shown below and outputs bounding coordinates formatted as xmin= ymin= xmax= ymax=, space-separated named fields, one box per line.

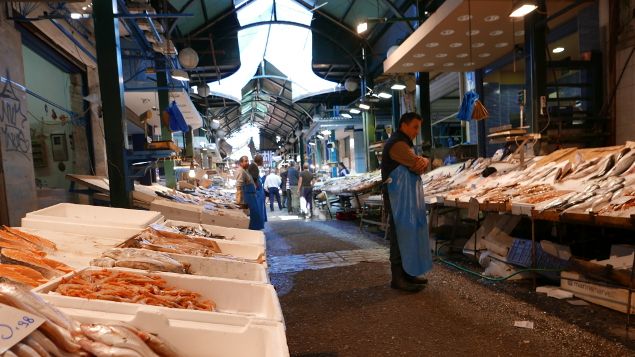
xmin=49 ymin=19 xmax=97 ymax=63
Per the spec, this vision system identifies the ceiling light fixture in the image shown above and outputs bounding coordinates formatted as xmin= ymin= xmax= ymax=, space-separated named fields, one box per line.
xmin=358 ymin=103 xmax=370 ymax=110
xmin=357 ymin=16 xmax=423 ymax=35
xmin=70 ymin=13 xmax=89 ymax=19
xmin=390 ymin=83 xmax=406 ymax=90
xmin=321 ymin=129 xmax=332 ymax=136
xmin=356 ymin=22 xmax=368 ymax=34
xmin=378 ymin=92 xmax=392 ymax=99
xmin=350 ymin=108 xmax=361 ymax=114
xmin=316 ymin=134 xmax=325 ymax=140
xmin=552 ymin=47 xmax=565 ymax=54
xmin=341 ymin=113 xmax=352 ymax=118
xmin=510 ymin=1 xmax=538 ymax=17
xmin=171 ymin=69 xmax=190 ymax=81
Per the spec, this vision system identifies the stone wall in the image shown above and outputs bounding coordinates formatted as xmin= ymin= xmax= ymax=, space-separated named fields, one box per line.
xmin=0 ymin=8 xmax=37 ymax=225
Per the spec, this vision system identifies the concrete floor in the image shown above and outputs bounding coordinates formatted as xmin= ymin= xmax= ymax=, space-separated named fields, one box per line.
xmin=265 ymin=210 xmax=635 ymax=357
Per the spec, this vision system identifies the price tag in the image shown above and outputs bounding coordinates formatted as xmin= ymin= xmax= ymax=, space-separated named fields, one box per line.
xmin=0 ymin=303 xmax=45 ymax=353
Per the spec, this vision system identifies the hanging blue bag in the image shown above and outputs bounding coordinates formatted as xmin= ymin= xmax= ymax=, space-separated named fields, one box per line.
xmin=168 ymin=101 xmax=189 ymax=133
xmin=457 ymin=91 xmax=479 ymax=121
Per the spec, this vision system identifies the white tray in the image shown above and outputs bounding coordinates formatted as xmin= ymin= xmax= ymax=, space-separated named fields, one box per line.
xmin=161 ymin=220 xmax=265 ymax=246
xmin=25 ymin=203 xmax=163 ymax=228
xmin=34 ymin=267 xmax=283 ymax=324
xmin=59 ymin=308 xmax=289 ymax=357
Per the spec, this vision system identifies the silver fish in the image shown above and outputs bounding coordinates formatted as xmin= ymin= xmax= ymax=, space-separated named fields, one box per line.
xmin=0 ymin=284 xmax=81 ymax=353
xmin=28 ymin=330 xmax=73 ymax=357
xmin=540 ymin=192 xmax=577 ymax=212
xmin=608 ymin=152 xmax=635 ymax=177
xmin=588 ymin=154 xmax=616 ymax=181
xmin=589 ymin=192 xmax=614 ymax=213
xmin=78 ymin=338 xmax=142 ymax=357
xmin=23 ymin=336 xmax=50 ymax=357
xmin=11 ymin=343 xmax=40 ymax=357
xmin=81 ymin=324 xmax=158 ymax=357
xmin=569 ymin=157 xmax=606 ymax=179
xmin=559 ymin=191 xmax=596 ymax=210
xmin=616 ymin=147 xmax=631 ymax=162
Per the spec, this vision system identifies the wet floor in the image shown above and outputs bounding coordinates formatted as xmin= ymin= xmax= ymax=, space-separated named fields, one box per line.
xmin=265 ymin=210 xmax=635 ymax=356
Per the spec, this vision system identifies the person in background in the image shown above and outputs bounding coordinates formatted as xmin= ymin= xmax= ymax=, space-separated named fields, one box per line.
xmin=287 ymin=161 xmax=300 ymax=214
xmin=381 ymin=112 xmax=433 ymax=292
xmin=264 ymin=169 xmax=282 ymax=212
xmin=338 ymin=162 xmax=350 ymax=177
xmin=280 ymin=166 xmax=288 ymax=209
xmin=235 ymin=156 xmax=253 ymax=208
xmin=248 ymin=154 xmax=267 ymax=223
xmin=235 ymin=156 xmax=263 ymax=230
xmin=297 ymin=163 xmax=314 ymax=218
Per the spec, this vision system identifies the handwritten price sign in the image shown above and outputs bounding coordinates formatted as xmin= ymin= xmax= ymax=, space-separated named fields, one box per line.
xmin=0 ymin=303 xmax=45 ymax=353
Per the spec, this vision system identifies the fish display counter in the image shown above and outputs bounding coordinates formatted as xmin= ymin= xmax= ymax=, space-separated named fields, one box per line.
xmin=317 ymin=171 xmax=382 ymax=195
xmin=422 ymin=143 xmax=635 ymax=225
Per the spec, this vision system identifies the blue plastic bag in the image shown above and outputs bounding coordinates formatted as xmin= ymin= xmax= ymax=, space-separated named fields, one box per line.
xmin=167 ymin=101 xmax=189 ymax=133
xmin=457 ymin=91 xmax=479 ymax=121
xmin=387 ymin=165 xmax=433 ymax=276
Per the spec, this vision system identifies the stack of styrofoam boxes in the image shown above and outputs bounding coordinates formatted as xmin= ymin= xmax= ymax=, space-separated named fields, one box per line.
xmin=20 ymin=205 xmax=287 ymax=356
xmin=21 ymin=203 xmax=164 ymax=240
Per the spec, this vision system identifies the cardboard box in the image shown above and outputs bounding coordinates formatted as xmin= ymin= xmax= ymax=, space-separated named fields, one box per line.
xmin=24 ymin=203 xmax=162 ymax=228
xmin=561 ymin=271 xmax=635 ymax=314
xmin=201 ymin=209 xmax=249 ymax=229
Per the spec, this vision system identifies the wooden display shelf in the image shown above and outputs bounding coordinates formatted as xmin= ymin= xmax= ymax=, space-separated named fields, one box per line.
xmin=147 ymin=140 xmax=179 ymax=152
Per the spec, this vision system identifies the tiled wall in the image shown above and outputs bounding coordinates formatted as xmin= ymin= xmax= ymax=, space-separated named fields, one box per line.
xmin=616 ymin=45 xmax=635 ymax=145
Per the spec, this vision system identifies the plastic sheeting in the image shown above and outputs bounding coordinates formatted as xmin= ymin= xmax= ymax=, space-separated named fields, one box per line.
xmin=387 ymin=165 xmax=433 ymax=276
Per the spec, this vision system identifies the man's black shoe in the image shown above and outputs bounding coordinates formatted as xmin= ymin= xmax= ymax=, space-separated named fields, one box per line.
xmin=390 ymin=279 xmax=425 ymax=292
xmin=405 ymin=275 xmax=428 ymax=284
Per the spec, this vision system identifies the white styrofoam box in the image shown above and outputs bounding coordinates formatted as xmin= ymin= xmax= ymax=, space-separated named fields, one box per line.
xmin=15 ymin=227 xmax=125 ymax=269
xmin=162 ymin=219 xmax=265 ymax=246
xmin=21 ymin=217 xmax=145 ymax=240
xmin=201 ymin=209 xmax=249 ymax=229
xmin=150 ymin=199 xmax=202 ymax=223
xmin=511 ymin=202 xmax=534 ymax=216
xmin=162 ymin=252 xmax=269 ymax=283
xmin=59 ymin=308 xmax=289 ymax=357
xmin=35 ymin=267 xmax=283 ymax=323
xmin=25 ymin=203 xmax=163 ymax=228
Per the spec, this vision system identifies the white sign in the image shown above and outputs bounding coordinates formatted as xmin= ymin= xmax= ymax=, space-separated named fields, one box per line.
xmin=0 ymin=303 xmax=46 ymax=353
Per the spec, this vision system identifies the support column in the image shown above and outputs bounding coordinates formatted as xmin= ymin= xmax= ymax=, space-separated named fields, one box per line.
xmin=417 ymin=72 xmax=432 ymax=146
xmin=87 ymin=67 xmax=107 ymax=176
xmin=93 ymin=0 xmax=131 ymax=208
xmin=363 ymin=111 xmax=377 ymax=171
xmin=524 ymin=0 xmax=547 ymax=133
xmin=299 ymin=134 xmax=305 ymax=169
xmin=156 ymin=64 xmax=176 ymax=188
xmin=391 ymin=90 xmax=400 ymax=131
xmin=0 ymin=7 xmax=37 ymax=225
xmin=184 ymin=127 xmax=194 ymax=157
xmin=475 ymin=69 xmax=487 ymax=157
xmin=353 ymin=129 xmax=367 ymax=173
xmin=329 ymin=131 xmax=337 ymax=177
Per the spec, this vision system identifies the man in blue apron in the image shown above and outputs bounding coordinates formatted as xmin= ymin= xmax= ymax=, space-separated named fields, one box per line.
xmin=381 ymin=112 xmax=433 ymax=292
xmin=236 ymin=156 xmax=264 ymax=230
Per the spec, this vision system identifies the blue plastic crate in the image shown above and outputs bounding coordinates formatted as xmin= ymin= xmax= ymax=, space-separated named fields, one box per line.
xmin=507 ymin=238 xmax=569 ymax=270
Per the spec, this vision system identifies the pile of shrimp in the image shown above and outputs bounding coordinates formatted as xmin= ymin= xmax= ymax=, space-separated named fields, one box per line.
xmin=55 ymin=269 xmax=216 ymax=311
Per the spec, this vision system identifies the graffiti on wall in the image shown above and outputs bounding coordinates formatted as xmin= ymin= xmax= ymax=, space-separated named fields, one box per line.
xmin=0 ymin=70 xmax=30 ymax=158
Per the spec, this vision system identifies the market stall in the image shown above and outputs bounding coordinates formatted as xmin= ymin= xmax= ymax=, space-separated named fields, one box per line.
xmin=421 ymin=143 xmax=635 ymax=314
xmin=0 ymin=203 xmax=287 ymax=356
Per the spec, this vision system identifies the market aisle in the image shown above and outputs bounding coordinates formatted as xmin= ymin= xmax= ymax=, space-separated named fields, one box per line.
xmin=265 ymin=219 xmax=634 ymax=357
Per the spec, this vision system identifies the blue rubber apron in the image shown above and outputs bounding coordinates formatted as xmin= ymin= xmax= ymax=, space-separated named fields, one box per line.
xmin=244 ymin=183 xmax=264 ymax=230
xmin=387 ymin=165 xmax=433 ymax=276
